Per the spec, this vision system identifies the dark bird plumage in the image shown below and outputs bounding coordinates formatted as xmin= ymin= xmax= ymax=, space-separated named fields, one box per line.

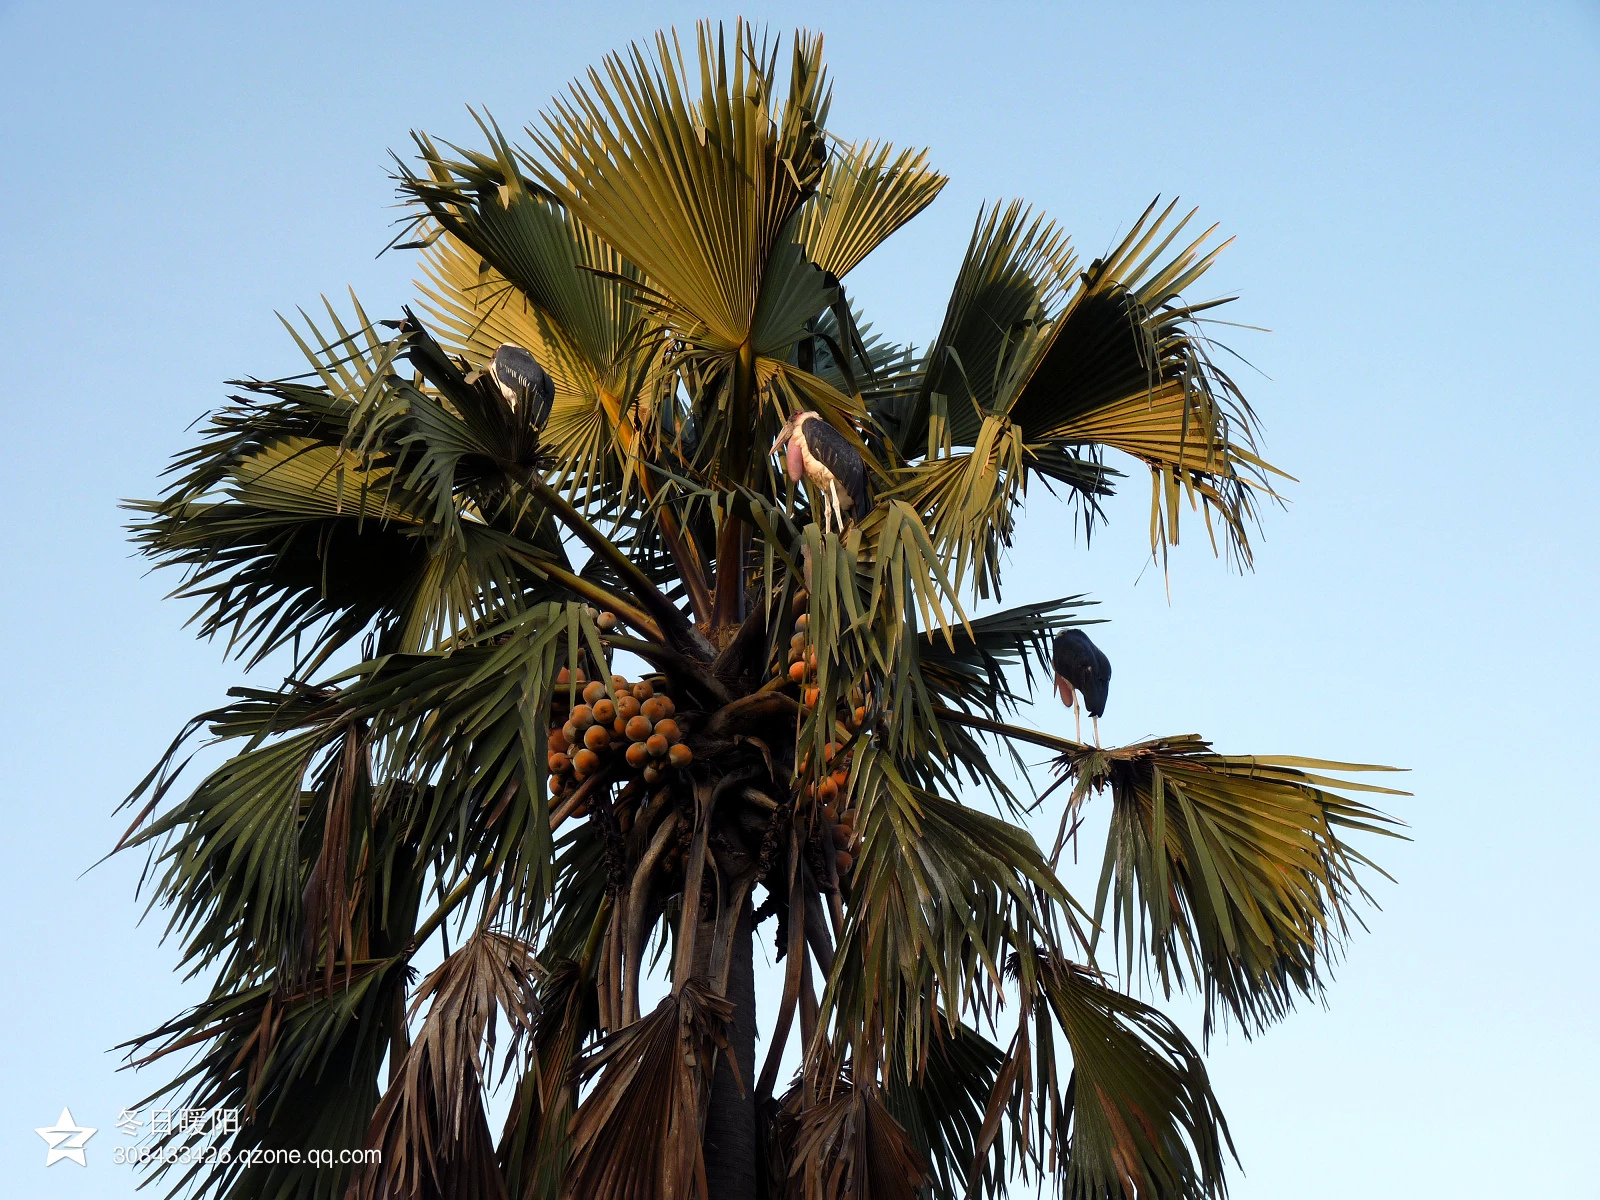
xmin=488 ymin=342 xmax=556 ymax=429
xmin=1053 ymin=628 xmax=1111 ymax=731
xmin=771 ymin=411 xmax=869 ymax=533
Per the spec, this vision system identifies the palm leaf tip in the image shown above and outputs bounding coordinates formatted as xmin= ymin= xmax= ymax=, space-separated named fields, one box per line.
xmin=1059 ymin=735 xmax=1407 ymax=1038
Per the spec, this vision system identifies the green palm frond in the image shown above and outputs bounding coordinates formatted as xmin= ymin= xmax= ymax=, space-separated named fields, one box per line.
xmin=882 ymin=1018 xmax=1008 ymax=1200
xmin=918 ymin=596 xmax=1095 ymax=719
xmin=123 ymin=959 xmax=405 ymax=1200
xmin=130 ymin=302 xmax=571 ymax=673
xmin=886 ymin=201 xmax=1076 ymax=459
xmin=794 ymin=139 xmax=947 ymax=280
xmin=532 ymin=22 xmax=829 ymax=356
xmin=1011 ymin=199 xmax=1287 ymax=569
xmin=1060 ymin=736 xmax=1407 ymax=1036
xmin=1029 ymin=955 xmax=1234 ymax=1200
xmin=826 ymin=746 xmax=1074 ymax=1081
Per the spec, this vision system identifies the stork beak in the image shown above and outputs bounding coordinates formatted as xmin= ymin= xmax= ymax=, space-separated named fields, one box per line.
xmin=1055 ymin=676 xmax=1076 ymax=708
xmin=770 ymin=414 xmax=798 ymax=456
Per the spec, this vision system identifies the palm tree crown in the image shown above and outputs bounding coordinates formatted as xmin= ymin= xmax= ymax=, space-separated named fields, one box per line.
xmin=120 ymin=21 xmax=1403 ymax=1200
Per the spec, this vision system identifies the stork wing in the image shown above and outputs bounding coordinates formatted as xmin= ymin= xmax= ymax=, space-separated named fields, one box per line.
xmin=803 ymin=418 xmax=870 ymax=518
xmin=492 ymin=344 xmax=557 ymax=427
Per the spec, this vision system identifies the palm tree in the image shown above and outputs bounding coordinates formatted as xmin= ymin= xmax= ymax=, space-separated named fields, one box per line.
xmin=119 ymin=21 xmax=1403 ymax=1200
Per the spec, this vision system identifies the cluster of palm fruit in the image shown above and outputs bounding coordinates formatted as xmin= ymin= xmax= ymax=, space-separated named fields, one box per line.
xmin=780 ymin=591 xmax=870 ymax=732
xmin=546 ymin=669 xmax=691 ymax=815
xmin=797 ymin=739 xmax=861 ymax=880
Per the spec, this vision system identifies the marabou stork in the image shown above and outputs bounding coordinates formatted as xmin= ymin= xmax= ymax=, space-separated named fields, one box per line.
xmin=1052 ymin=629 xmax=1111 ymax=745
xmin=488 ymin=342 xmax=556 ymax=429
xmin=771 ymin=411 xmax=869 ymax=534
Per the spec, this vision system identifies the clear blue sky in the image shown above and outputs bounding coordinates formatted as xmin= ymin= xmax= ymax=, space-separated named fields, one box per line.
xmin=2 ymin=2 xmax=1596 ymax=1196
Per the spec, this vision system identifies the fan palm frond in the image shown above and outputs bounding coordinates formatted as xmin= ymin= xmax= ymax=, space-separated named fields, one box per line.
xmin=1059 ymin=736 xmax=1407 ymax=1036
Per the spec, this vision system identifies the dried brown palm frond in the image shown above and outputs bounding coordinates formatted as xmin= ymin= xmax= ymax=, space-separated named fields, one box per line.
xmin=564 ymin=978 xmax=735 ymax=1200
xmin=781 ymin=1070 xmax=927 ymax=1200
xmin=353 ymin=931 xmax=541 ymax=1200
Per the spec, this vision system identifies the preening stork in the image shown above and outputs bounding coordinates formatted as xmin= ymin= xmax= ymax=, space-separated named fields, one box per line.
xmin=771 ymin=411 xmax=869 ymax=534
xmin=1052 ymin=629 xmax=1111 ymax=745
xmin=488 ymin=342 xmax=556 ymax=430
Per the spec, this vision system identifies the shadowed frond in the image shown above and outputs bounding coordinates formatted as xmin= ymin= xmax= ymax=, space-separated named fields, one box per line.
xmin=122 ymin=959 xmax=405 ymax=1200
xmin=785 ymin=1077 xmax=927 ymax=1200
xmin=1012 ymin=199 xmax=1287 ymax=569
xmin=1031 ymin=956 xmax=1234 ymax=1200
xmin=885 ymin=201 xmax=1076 ymax=459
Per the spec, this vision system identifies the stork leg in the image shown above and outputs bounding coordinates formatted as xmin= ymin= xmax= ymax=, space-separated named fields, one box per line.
xmin=1092 ymin=715 xmax=1101 ymax=748
xmin=828 ymin=479 xmax=843 ymax=535
xmin=1074 ymin=696 xmax=1082 ymax=744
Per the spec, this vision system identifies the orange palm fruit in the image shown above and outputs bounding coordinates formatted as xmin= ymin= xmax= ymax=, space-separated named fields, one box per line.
xmin=592 ymin=698 xmax=616 ymax=724
xmin=548 ymin=751 xmax=571 ymax=775
xmin=653 ymin=718 xmax=681 ymax=744
xmin=583 ymin=680 xmax=606 ymax=705
xmin=640 ymin=696 xmax=668 ymax=722
xmin=642 ymin=765 xmax=662 ymax=784
xmin=803 ymin=687 xmax=820 ymax=708
xmin=584 ymin=725 xmax=610 ymax=751
xmin=548 ymin=727 xmax=569 ymax=754
xmin=853 ymin=706 xmax=868 ymax=726
xmin=831 ymin=769 xmax=849 ymax=789
xmin=788 ymin=661 xmax=807 ymax=684
xmin=616 ymin=695 xmax=641 ymax=721
xmin=790 ymin=631 xmax=807 ymax=651
xmin=835 ymin=850 xmax=853 ymax=874
xmin=818 ymin=777 xmax=838 ymax=803
xmin=626 ymin=715 xmax=654 ymax=742
xmin=646 ymin=733 xmax=669 ymax=757
xmin=597 ymin=612 xmax=617 ymax=631
xmin=548 ymin=774 xmax=565 ymax=796
xmin=570 ymin=704 xmax=595 ymax=730
xmin=795 ymin=613 xmax=809 ymax=630
xmin=632 ymin=680 xmax=655 ymax=701
xmin=625 ymin=741 xmax=650 ymax=768
xmin=614 ymin=718 xmax=627 ymax=735
xmin=824 ymin=742 xmax=840 ymax=762
xmin=573 ymin=748 xmax=599 ymax=776
xmin=562 ymin=721 xmax=582 ymax=747
xmin=668 ymin=744 xmax=694 ymax=768
xmin=831 ymin=823 xmax=851 ymax=848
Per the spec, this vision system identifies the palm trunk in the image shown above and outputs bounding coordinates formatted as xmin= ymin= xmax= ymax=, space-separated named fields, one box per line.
xmin=696 ymin=896 xmax=757 ymax=1199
